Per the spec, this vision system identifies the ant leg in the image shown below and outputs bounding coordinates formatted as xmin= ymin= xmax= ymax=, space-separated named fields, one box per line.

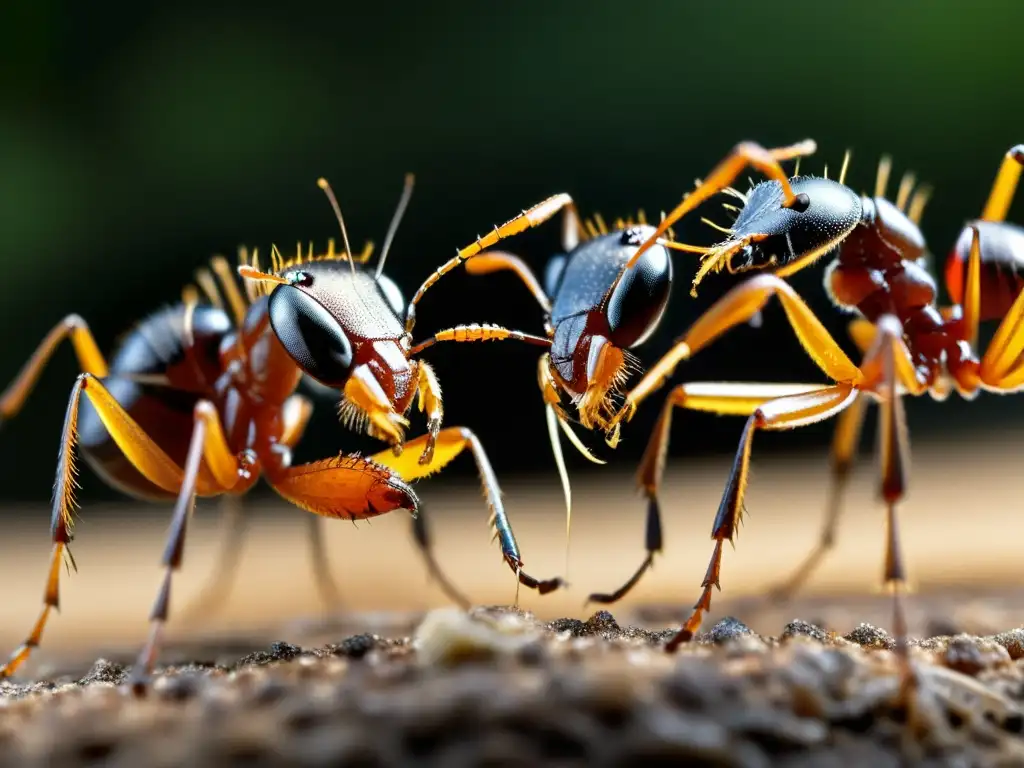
xmin=588 ymin=382 xmax=830 ymax=605
xmin=764 ymin=313 xmax=879 ymax=602
xmin=857 ymin=317 xmax=915 ymax=685
xmin=277 ymin=395 xmax=342 ymax=606
xmin=178 ymin=392 xmax=343 ymax=621
xmin=405 ymin=193 xmax=577 ymax=332
xmin=370 ymin=427 xmax=565 ymax=598
xmin=463 ymin=251 xmax=553 ymax=313
xmin=978 ymin=241 xmax=1024 ymax=386
xmin=846 ymin=317 xmax=878 ymax=354
xmin=177 ymin=495 xmax=247 ymax=624
xmin=606 ymin=274 xmax=868 ymax=443
xmin=127 ymin=401 xmax=256 ymax=693
xmin=0 ymin=376 xmax=230 ymax=680
xmin=414 ymin=362 xmax=443 ymax=466
xmin=980 ymin=145 xmax=1024 ymax=223
xmin=664 ymin=384 xmax=857 ymax=651
xmin=267 ymin=451 xmax=467 ymax=601
xmin=767 ymin=393 xmax=869 ymax=602
xmin=0 ymin=315 xmax=109 ymax=423
xmin=980 ymin=287 xmax=1024 ymax=390
xmin=622 ymin=139 xmax=817 ymax=270
xmin=305 ymin=513 xmax=343 ymax=609
xmin=960 ymin=226 xmax=984 ymax=351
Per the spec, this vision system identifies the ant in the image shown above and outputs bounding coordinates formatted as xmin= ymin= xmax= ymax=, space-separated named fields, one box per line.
xmin=404 ymin=197 xmax=682 ymax=565
xmin=0 ymin=174 xmax=564 ymax=694
xmin=590 ymin=138 xmax=1024 ymax=679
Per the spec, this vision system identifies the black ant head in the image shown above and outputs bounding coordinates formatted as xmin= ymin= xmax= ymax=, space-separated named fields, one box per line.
xmin=270 ymin=173 xmax=421 ymax=446
xmin=268 ymin=261 xmax=407 ymax=389
xmin=263 ymin=256 xmax=416 ymax=445
xmin=604 ymin=226 xmax=673 ymax=349
xmin=691 ymin=177 xmax=863 ymax=295
xmin=548 ymin=225 xmax=671 ymax=431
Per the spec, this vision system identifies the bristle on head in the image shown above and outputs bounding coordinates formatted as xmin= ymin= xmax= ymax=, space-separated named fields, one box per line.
xmin=583 ymin=210 xmax=674 ymax=242
xmin=259 ymin=238 xmax=377 ymax=279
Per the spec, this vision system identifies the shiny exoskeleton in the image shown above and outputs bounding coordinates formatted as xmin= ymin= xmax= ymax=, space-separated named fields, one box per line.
xmin=402 ymin=196 xmax=673 ymax=564
xmin=543 ymin=224 xmax=673 ymax=414
xmin=0 ymin=175 xmax=564 ymax=694
xmin=595 ymin=141 xmax=1024 ymax=674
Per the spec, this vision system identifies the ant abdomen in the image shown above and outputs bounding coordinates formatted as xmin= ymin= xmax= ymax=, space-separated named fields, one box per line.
xmin=945 ymin=221 xmax=1024 ymax=321
xmin=78 ymin=304 xmax=233 ymax=500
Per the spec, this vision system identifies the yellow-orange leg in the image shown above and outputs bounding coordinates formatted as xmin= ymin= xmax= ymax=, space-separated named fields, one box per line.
xmin=980 ymin=145 xmax=1024 ymax=224
xmin=767 ymin=319 xmax=878 ymax=603
xmin=411 ymin=341 xmax=550 ymax=467
xmin=405 ymin=193 xmax=578 ymax=333
xmin=663 ymin=384 xmax=858 ymax=651
xmin=177 ymin=394 xmax=344 ymax=623
xmin=588 ymin=383 xmax=835 ymax=606
xmin=977 ymin=236 xmax=1024 ymax=390
xmin=868 ymin=319 xmax=914 ymax=679
xmin=623 ymin=140 xmax=818 ymax=270
xmin=954 ymin=146 xmax=1024 ymax=387
xmin=176 ymin=495 xmax=249 ymax=625
xmin=981 ymin=296 xmax=1024 ymax=391
xmin=462 ymin=251 xmax=553 ymax=314
xmin=605 ymin=274 xmax=930 ymax=451
xmin=605 ymin=274 xmax=869 ymax=447
xmin=767 ymin=392 xmax=869 ymax=603
xmin=266 ymin=441 xmax=463 ymax=600
xmin=0 ymin=315 xmax=109 ymax=422
xmin=0 ymin=374 xmax=233 ymax=682
xmin=371 ymin=427 xmax=565 ymax=604
xmin=127 ymin=400 xmax=259 ymax=693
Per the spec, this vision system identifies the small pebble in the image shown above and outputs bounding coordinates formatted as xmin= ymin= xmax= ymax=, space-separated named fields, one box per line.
xmin=943 ymin=635 xmax=1010 ymax=675
xmin=781 ymin=620 xmax=830 ymax=644
xmin=992 ymin=627 xmax=1024 ymax=660
xmin=78 ymin=659 xmax=127 ymax=687
xmin=844 ymin=624 xmax=894 ymax=650
xmin=330 ymin=634 xmax=382 ymax=659
xmin=704 ymin=617 xmax=752 ymax=645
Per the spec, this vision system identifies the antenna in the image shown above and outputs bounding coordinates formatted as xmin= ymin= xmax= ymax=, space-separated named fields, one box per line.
xmin=317 ymin=178 xmax=357 ymax=278
xmin=376 ymin=173 xmax=416 ymax=280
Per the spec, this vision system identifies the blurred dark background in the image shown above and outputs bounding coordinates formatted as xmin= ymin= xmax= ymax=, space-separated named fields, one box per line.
xmin=2 ymin=0 xmax=1023 ymax=506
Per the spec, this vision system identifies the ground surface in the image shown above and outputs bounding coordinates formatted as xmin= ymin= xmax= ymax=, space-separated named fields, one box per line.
xmin=2 ymin=446 xmax=1024 ymax=766
xmin=4 ymin=604 xmax=1024 ymax=767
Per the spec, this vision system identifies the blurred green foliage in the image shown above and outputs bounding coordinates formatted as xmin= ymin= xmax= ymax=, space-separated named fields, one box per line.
xmin=1 ymin=0 xmax=1022 ymax=501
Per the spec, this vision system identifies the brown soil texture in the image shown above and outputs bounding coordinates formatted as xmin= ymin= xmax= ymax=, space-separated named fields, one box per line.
xmin=3 ymin=607 xmax=1024 ymax=768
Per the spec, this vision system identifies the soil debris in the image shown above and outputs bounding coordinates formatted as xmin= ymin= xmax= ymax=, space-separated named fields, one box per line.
xmin=1 ymin=607 xmax=1024 ymax=766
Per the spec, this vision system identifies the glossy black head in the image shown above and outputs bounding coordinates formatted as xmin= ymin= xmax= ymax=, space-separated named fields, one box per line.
xmin=605 ymin=227 xmax=672 ymax=348
xmin=725 ymin=177 xmax=863 ymax=275
xmin=267 ymin=261 xmax=406 ymax=387
xmin=269 ymin=281 xmax=354 ymax=387
xmin=546 ymin=225 xmax=670 ymax=427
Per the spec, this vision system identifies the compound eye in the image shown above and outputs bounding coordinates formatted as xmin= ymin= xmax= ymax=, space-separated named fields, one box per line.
xmin=606 ymin=244 xmax=672 ymax=349
xmin=375 ymin=274 xmax=405 ymax=319
xmin=283 ymin=270 xmax=314 ymax=287
xmin=269 ymin=284 xmax=353 ymax=385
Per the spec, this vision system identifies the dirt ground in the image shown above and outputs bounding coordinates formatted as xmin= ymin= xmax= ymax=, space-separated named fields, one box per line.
xmin=1 ymin=441 xmax=1024 ymax=766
